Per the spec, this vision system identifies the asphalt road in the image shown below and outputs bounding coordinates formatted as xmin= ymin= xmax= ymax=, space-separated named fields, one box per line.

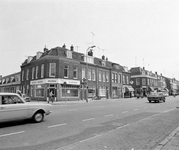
xmin=0 ymin=96 xmax=179 ymax=150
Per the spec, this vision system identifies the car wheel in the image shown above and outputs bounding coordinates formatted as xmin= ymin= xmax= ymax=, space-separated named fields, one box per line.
xmin=33 ymin=111 xmax=44 ymax=123
xmin=149 ymin=100 xmax=151 ymax=103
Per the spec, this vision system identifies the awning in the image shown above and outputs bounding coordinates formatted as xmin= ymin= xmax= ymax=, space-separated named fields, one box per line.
xmin=125 ymin=86 xmax=134 ymax=92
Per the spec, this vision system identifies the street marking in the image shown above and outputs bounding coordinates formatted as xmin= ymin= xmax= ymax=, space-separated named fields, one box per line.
xmin=162 ymin=108 xmax=175 ymax=113
xmin=82 ymin=118 xmax=95 ymax=122
xmin=122 ymin=111 xmax=128 ymax=113
xmin=134 ymin=109 xmax=139 ymax=111
xmin=105 ymin=114 xmax=114 ymax=117
xmin=0 ymin=131 xmax=25 ymax=138
xmin=48 ymin=123 xmax=67 ymax=128
xmin=79 ymin=134 xmax=101 ymax=143
xmin=117 ymin=124 xmax=129 ymax=129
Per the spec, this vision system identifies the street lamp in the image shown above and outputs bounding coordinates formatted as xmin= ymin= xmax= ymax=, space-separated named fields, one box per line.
xmin=85 ymin=45 xmax=96 ymax=103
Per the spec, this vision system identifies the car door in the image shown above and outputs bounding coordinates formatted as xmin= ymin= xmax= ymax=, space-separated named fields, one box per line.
xmin=0 ymin=95 xmax=28 ymax=122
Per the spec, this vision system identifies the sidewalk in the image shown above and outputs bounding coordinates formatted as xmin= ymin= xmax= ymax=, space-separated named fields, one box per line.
xmin=154 ymin=107 xmax=179 ymax=150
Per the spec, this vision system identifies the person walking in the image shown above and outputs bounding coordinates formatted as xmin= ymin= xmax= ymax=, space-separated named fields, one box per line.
xmin=48 ymin=91 xmax=54 ymax=103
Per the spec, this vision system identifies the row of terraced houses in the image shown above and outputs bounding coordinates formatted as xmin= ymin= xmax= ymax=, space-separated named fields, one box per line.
xmin=0 ymin=44 xmax=179 ymax=101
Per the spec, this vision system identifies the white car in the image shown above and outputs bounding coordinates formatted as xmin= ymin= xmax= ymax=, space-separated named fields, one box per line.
xmin=0 ymin=93 xmax=51 ymax=123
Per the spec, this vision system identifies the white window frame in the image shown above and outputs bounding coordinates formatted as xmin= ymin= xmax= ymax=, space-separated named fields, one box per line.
xmin=73 ymin=66 xmax=78 ymax=79
xmin=123 ymin=75 xmax=125 ymax=84
xmin=22 ymin=70 xmax=24 ymax=81
xmin=82 ymin=67 xmax=86 ymax=79
xmin=35 ymin=66 xmax=38 ymax=79
xmin=49 ymin=63 xmax=56 ymax=77
xmin=99 ymin=71 xmax=101 ymax=82
xmin=92 ymin=69 xmax=96 ymax=81
xmin=103 ymin=72 xmax=105 ymax=82
xmin=32 ymin=67 xmax=35 ymax=79
xmin=26 ymin=69 xmax=29 ymax=80
xmin=136 ymin=78 xmax=140 ymax=85
xmin=67 ymin=50 xmax=72 ymax=58
xmin=106 ymin=72 xmax=109 ymax=82
xmin=64 ymin=64 xmax=69 ymax=78
xmin=41 ymin=64 xmax=44 ymax=78
xmin=126 ymin=76 xmax=129 ymax=84
xmin=118 ymin=74 xmax=121 ymax=83
xmin=88 ymin=68 xmax=91 ymax=80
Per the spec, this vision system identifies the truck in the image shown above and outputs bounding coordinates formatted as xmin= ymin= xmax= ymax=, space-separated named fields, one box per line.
xmin=147 ymin=91 xmax=166 ymax=103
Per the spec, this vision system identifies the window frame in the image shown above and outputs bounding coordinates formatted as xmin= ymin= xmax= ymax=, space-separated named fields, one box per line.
xmin=64 ymin=64 xmax=69 ymax=78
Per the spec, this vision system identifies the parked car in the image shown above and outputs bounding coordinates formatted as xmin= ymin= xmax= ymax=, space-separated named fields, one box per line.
xmin=22 ymin=93 xmax=31 ymax=102
xmin=0 ymin=93 xmax=51 ymax=123
xmin=147 ymin=91 xmax=166 ymax=103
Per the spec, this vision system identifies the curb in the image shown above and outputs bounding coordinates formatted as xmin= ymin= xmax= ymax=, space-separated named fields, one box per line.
xmin=154 ymin=125 xmax=179 ymax=150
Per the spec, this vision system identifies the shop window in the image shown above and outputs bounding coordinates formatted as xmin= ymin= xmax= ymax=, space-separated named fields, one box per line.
xmin=62 ymin=85 xmax=79 ymax=98
xmin=35 ymin=85 xmax=44 ymax=97
xmin=99 ymin=86 xmax=106 ymax=96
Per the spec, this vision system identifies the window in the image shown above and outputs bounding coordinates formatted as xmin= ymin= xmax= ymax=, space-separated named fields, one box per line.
xmin=99 ymin=86 xmax=106 ymax=96
xmin=32 ymin=67 xmax=35 ymax=79
xmin=106 ymin=72 xmax=109 ymax=82
xmin=118 ymin=74 xmax=121 ymax=83
xmin=123 ymin=75 xmax=125 ymax=84
xmin=103 ymin=72 xmax=105 ymax=82
xmin=41 ymin=64 xmax=44 ymax=78
xmin=114 ymin=73 xmax=117 ymax=83
xmin=126 ymin=76 xmax=129 ymax=84
xmin=88 ymin=68 xmax=91 ymax=80
xmin=64 ymin=64 xmax=69 ymax=78
xmin=2 ymin=95 xmax=23 ymax=105
xmin=22 ymin=70 xmax=24 ymax=81
xmin=99 ymin=71 xmax=101 ymax=82
xmin=92 ymin=69 xmax=96 ymax=81
xmin=73 ymin=66 xmax=78 ymax=79
xmin=82 ymin=67 xmax=86 ymax=79
xmin=136 ymin=78 xmax=140 ymax=85
xmin=147 ymin=79 xmax=150 ymax=86
xmin=49 ymin=63 xmax=56 ymax=77
xmin=67 ymin=50 xmax=72 ymax=58
xmin=35 ymin=66 xmax=38 ymax=79
xmin=26 ymin=69 xmax=29 ymax=80
xmin=35 ymin=85 xmax=44 ymax=97
xmin=86 ymin=56 xmax=94 ymax=64
xmin=142 ymin=78 xmax=146 ymax=85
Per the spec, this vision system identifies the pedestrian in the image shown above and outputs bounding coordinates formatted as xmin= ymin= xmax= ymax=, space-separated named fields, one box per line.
xmin=48 ymin=91 xmax=54 ymax=103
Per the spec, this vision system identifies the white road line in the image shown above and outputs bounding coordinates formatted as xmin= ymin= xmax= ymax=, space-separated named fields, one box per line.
xmin=82 ymin=118 xmax=95 ymax=122
xmin=79 ymin=134 xmax=101 ymax=143
xmin=117 ymin=124 xmax=129 ymax=129
xmin=48 ymin=123 xmax=67 ymax=128
xmin=104 ymin=114 xmax=114 ymax=117
xmin=0 ymin=131 xmax=25 ymax=138
xmin=122 ymin=111 xmax=128 ymax=113
xmin=134 ymin=109 xmax=139 ymax=111
xmin=162 ymin=108 xmax=175 ymax=113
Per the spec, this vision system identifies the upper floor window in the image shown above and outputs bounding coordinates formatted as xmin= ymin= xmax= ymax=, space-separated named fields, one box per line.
xmin=41 ymin=64 xmax=44 ymax=78
xmin=118 ymin=74 xmax=121 ymax=83
xmin=26 ymin=69 xmax=29 ymax=80
xmin=136 ymin=78 xmax=140 ymax=85
xmin=22 ymin=70 xmax=24 ymax=81
xmin=112 ymin=73 xmax=114 ymax=83
xmin=123 ymin=75 xmax=125 ymax=84
xmin=101 ymin=61 xmax=106 ymax=66
xmin=82 ymin=67 xmax=86 ymax=79
xmin=86 ymin=56 xmax=94 ymax=64
xmin=112 ymin=73 xmax=117 ymax=83
xmin=99 ymin=71 xmax=101 ymax=82
xmin=147 ymin=78 xmax=150 ymax=86
xmin=106 ymin=72 xmax=109 ymax=82
xmin=142 ymin=78 xmax=146 ymax=85
xmin=73 ymin=66 xmax=78 ymax=79
xmin=64 ymin=64 xmax=69 ymax=78
xmin=35 ymin=66 xmax=38 ymax=79
xmin=92 ymin=69 xmax=96 ymax=81
xmin=88 ymin=69 xmax=91 ymax=80
xmin=49 ymin=63 xmax=56 ymax=77
xmin=32 ymin=67 xmax=35 ymax=79
xmin=103 ymin=72 xmax=105 ymax=82
xmin=126 ymin=76 xmax=129 ymax=84
xmin=67 ymin=50 xmax=72 ymax=59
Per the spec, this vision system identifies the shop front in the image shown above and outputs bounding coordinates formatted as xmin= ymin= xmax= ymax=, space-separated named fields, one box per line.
xmin=30 ymin=78 xmax=80 ymax=101
xmin=123 ymin=85 xmax=134 ymax=98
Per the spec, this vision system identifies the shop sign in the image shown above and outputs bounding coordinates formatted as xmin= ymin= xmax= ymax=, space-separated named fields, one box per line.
xmin=59 ymin=79 xmax=80 ymax=85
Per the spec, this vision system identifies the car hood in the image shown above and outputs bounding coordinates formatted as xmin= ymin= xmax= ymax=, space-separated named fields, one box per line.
xmin=25 ymin=102 xmax=51 ymax=107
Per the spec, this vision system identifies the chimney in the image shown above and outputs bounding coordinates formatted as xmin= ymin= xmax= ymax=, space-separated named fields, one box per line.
xmin=70 ymin=45 xmax=74 ymax=51
xmin=106 ymin=57 xmax=108 ymax=61
xmin=62 ymin=44 xmax=66 ymax=48
xmin=44 ymin=46 xmax=48 ymax=52
xmin=143 ymin=67 xmax=145 ymax=70
xmin=102 ymin=55 xmax=105 ymax=60
xmin=88 ymin=49 xmax=93 ymax=56
xmin=155 ymin=71 xmax=157 ymax=74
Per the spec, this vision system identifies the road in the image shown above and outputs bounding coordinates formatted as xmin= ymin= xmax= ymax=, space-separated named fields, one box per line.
xmin=0 ymin=96 xmax=179 ymax=150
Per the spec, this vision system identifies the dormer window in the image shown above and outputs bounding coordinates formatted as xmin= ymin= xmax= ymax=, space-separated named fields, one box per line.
xmin=67 ymin=50 xmax=72 ymax=59
xmin=85 ymin=56 xmax=94 ymax=64
xmin=101 ymin=60 xmax=106 ymax=66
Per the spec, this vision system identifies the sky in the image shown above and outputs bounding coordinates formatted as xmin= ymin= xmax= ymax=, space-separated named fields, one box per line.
xmin=0 ymin=0 xmax=179 ymax=79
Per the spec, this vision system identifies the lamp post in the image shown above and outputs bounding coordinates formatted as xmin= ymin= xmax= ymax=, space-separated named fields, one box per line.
xmin=85 ymin=45 xmax=96 ymax=103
